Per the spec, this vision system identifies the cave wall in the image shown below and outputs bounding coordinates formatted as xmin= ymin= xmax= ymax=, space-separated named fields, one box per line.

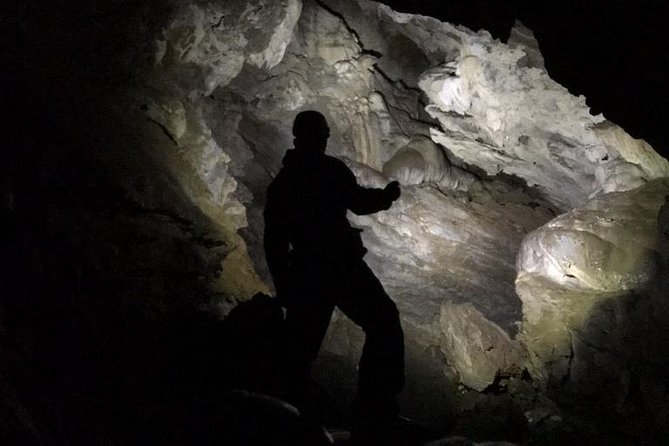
xmin=5 ymin=0 xmax=669 ymax=441
xmin=130 ymin=0 xmax=669 ymax=433
xmin=136 ymin=0 xmax=553 ymax=402
xmin=517 ymin=179 xmax=669 ymax=437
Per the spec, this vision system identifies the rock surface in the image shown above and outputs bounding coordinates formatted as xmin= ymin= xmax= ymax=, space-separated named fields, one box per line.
xmin=438 ymin=302 xmax=523 ymax=391
xmin=121 ymin=0 xmax=554 ymax=402
xmin=7 ymin=0 xmax=669 ymax=442
xmin=517 ymin=178 xmax=669 ymax=438
xmin=122 ymin=0 xmax=669 ymax=433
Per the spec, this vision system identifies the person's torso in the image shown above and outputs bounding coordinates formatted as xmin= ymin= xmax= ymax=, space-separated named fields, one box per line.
xmin=272 ymin=153 xmax=365 ymax=259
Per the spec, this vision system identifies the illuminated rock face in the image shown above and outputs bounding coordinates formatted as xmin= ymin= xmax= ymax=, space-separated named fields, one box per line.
xmin=158 ymin=0 xmax=302 ymax=94
xmin=438 ymin=302 xmax=523 ymax=391
xmin=118 ymin=0 xmax=669 ymax=430
xmin=10 ymin=0 xmax=669 ymax=442
xmin=516 ymin=179 xmax=669 ymax=431
xmin=414 ymin=27 xmax=669 ymax=209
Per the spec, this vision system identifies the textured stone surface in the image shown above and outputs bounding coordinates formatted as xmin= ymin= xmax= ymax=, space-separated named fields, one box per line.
xmin=121 ymin=0 xmax=669 ymax=414
xmin=439 ymin=302 xmax=523 ymax=391
xmin=11 ymin=0 xmax=669 ymax=439
xmin=159 ymin=0 xmax=302 ymax=94
xmin=517 ymin=179 xmax=669 ymax=374
xmin=78 ymin=0 xmax=668 ymax=436
xmin=517 ymin=178 xmax=669 ymax=437
xmin=407 ymin=12 xmax=669 ymax=208
xmin=116 ymin=0 xmax=308 ymax=303
xmin=141 ymin=0 xmax=552 ymax=389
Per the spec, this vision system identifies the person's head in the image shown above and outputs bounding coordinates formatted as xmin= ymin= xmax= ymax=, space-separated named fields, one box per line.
xmin=292 ymin=110 xmax=330 ymax=153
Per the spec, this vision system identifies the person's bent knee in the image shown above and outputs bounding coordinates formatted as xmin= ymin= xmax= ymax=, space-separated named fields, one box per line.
xmin=382 ymin=299 xmax=400 ymax=322
xmin=366 ymin=299 xmax=402 ymax=334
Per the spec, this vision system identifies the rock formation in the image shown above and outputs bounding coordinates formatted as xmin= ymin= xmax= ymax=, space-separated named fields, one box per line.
xmin=517 ymin=178 xmax=669 ymax=437
xmin=5 ymin=0 xmax=669 ymax=442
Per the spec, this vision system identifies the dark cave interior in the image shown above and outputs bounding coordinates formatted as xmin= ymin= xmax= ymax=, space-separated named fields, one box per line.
xmin=2 ymin=0 xmax=669 ymax=444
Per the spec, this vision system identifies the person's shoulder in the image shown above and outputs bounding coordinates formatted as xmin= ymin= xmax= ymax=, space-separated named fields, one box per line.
xmin=323 ymin=154 xmax=351 ymax=172
xmin=267 ymin=169 xmax=288 ymax=193
xmin=321 ymin=155 xmax=357 ymax=185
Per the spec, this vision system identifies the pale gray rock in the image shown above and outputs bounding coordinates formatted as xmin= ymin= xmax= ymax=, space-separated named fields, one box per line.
xmin=438 ymin=302 xmax=524 ymax=391
xmin=342 ymin=159 xmax=555 ymax=335
xmin=383 ymin=137 xmax=445 ymax=185
xmin=382 ymin=137 xmax=476 ymax=190
xmin=517 ymin=178 xmax=669 ymax=436
xmin=13 ymin=0 xmax=669 ymax=441
xmin=322 ymin=4 xmax=668 ymax=210
xmin=99 ymin=0 xmax=669 ymax=434
xmin=164 ymin=0 xmax=556 ymax=349
xmin=593 ymin=120 xmax=669 ymax=193
xmin=158 ymin=0 xmax=302 ymax=94
xmin=518 ymin=182 xmax=667 ymax=296
xmin=115 ymin=0 xmax=306 ymax=302
xmin=407 ymin=12 xmax=669 ymax=208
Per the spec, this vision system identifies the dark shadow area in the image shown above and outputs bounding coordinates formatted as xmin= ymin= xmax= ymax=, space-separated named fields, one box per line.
xmin=0 ymin=77 xmax=251 ymax=442
xmin=0 ymin=113 xmax=330 ymax=441
xmin=547 ymin=288 xmax=669 ymax=445
xmin=546 ymin=202 xmax=669 ymax=445
xmin=0 ymin=11 xmax=331 ymax=442
xmin=518 ymin=0 xmax=669 ymax=157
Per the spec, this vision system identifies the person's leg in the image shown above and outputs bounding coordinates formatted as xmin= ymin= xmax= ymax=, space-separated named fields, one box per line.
xmin=282 ymin=264 xmax=336 ymax=405
xmin=284 ymin=297 xmax=335 ymax=371
xmin=335 ymin=259 xmax=405 ymax=420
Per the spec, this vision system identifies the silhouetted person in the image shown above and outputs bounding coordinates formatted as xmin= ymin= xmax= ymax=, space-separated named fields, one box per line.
xmin=264 ymin=110 xmax=405 ymax=433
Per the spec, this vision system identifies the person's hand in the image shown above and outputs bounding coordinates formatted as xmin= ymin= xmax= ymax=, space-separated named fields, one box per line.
xmin=385 ymin=180 xmax=401 ymax=201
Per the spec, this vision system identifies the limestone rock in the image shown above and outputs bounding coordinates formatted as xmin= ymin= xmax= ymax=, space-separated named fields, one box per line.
xmin=593 ymin=120 xmax=669 ymax=193
xmin=382 ymin=137 xmax=476 ymax=190
xmin=58 ymin=0 xmax=669 ymax=436
xmin=158 ymin=0 xmax=301 ymax=94
xmin=122 ymin=1 xmax=669 ymax=431
xmin=517 ymin=178 xmax=669 ymax=437
xmin=346 ymin=161 xmax=555 ymax=335
xmin=382 ymin=137 xmax=449 ymax=185
xmin=410 ymin=15 xmax=669 ymax=208
xmin=165 ymin=0 xmax=555 ymax=343
xmin=507 ymin=21 xmax=544 ymax=69
xmin=14 ymin=0 xmax=669 ymax=441
xmin=117 ymin=0 xmax=305 ymax=303
xmin=439 ymin=302 xmax=524 ymax=391
xmin=518 ymin=182 xmax=667 ymax=296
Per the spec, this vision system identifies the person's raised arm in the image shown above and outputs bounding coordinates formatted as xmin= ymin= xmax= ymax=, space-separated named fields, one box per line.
xmin=343 ymin=165 xmax=401 ymax=215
